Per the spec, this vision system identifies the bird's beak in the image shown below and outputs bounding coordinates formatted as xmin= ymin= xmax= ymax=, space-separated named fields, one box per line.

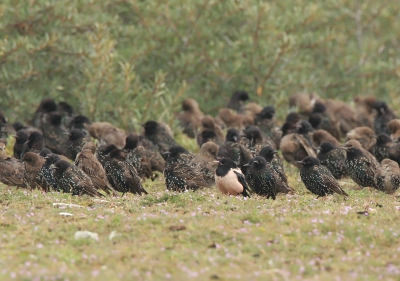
xmin=13 ymin=135 xmax=17 ymax=139
xmin=162 ymin=151 xmax=171 ymax=155
xmin=63 ymin=132 xmax=70 ymax=135
xmin=372 ymin=135 xmax=377 ymax=139
xmin=273 ymin=150 xmax=278 ymax=154
xmin=233 ymin=136 xmax=238 ymax=142
xmin=50 ymin=164 xmax=58 ymax=170
xmin=243 ymin=163 xmax=250 ymax=167
xmin=24 ymin=141 xmax=29 ymax=145
xmin=213 ymin=160 xmax=220 ymax=164
xmin=253 ymin=160 xmax=259 ymax=164
xmin=44 ymin=156 xmax=50 ymax=159
xmin=296 ymin=161 xmax=304 ymax=164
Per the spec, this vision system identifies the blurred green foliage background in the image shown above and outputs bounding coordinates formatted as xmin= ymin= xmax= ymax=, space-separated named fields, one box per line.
xmin=1 ymin=0 xmax=399 ymax=130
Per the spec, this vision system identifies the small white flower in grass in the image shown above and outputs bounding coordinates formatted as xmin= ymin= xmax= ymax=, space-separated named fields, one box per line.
xmin=53 ymin=203 xmax=83 ymax=209
xmin=74 ymin=231 xmax=99 ymax=241
xmin=109 ymin=231 xmax=120 ymax=241
xmin=59 ymin=212 xmax=73 ymax=217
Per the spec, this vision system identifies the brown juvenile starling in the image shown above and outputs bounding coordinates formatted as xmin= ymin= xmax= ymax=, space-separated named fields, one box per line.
xmin=21 ymin=152 xmax=48 ymax=191
xmin=388 ymin=142 xmax=400 ymax=166
xmin=21 ymin=132 xmax=44 ymax=157
xmin=88 ymin=122 xmax=126 ymax=149
xmin=387 ymin=119 xmax=400 ymax=142
xmin=353 ymin=96 xmax=376 ymax=128
xmin=373 ymin=134 xmax=393 ymax=162
xmin=324 ymin=98 xmax=359 ymax=135
xmin=374 ymin=159 xmax=400 ymax=194
xmin=142 ymin=120 xmax=178 ymax=153
xmin=280 ymin=121 xmax=316 ymax=167
xmin=215 ymin=157 xmax=251 ymax=197
xmin=244 ymin=102 xmax=263 ymax=119
xmin=107 ymin=149 xmax=148 ymax=195
xmin=245 ymin=156 xmax=277 ymax=199
xmin=196 ymin=116 xmax=224 ymax=147
xmin=189 ymin=142 xmax=219 ymax=186
xmin=346 ymin=126 xmax=376 ymax=152
xmin=289 ymin=92 xmax=320 ymax=116
xmin=65 ymin=129 xmax=87 ymax=161
xmin=227 ymin=90 xmax=250 ymax=113
xmin=123 ymin=134 xmax=153 ymax=180
xmin=317 ymin=141 xmax=347 ymax=179
xmin=218 ymin=108 xmax=254 ymax=131
xmin=373 ymin=101 xmax=396 ymax=135
xmin=0 ymin=143 xmax=25 ymax=188
xmin=52 ymin=160 xmax=103 ymax=196
xmin=342 ymin=143 xmax=379 ymax=188
xmin=75 ymin=142 xmax=118 ymax=196
xmin=13 ymin=130 xmax=29 ymax=159
xmin=177 ymin=98 xmax=204 ymax=138
xmin=312 ymin=129 xmax=341 ymax=147
xmin=297 ymin=156 xmax=348 ymax=198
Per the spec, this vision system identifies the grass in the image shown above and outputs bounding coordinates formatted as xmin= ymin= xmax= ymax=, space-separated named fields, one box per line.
xmin=1 ymin=165 xmax=400 ymax=281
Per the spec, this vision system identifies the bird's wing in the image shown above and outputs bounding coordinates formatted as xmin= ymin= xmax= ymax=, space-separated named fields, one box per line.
xmin=319 ymin=166 xmax=348 ymax=197
xmin=233 ymin=170 xmax=251 ymax=197
xmin=295 ymin=134 xmax=316 ymax=157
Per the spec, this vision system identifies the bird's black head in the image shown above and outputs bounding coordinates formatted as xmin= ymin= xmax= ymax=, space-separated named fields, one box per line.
xmin=285 ymin=112 xmax=301 ymax=124
xmin=58 ymin=101 xmax=74 ymax=115
xmin=201 ymin=129 xmax=217 ymax=142
xmin=226 ymin=128 xmax=239 ymax=142
xmin=319 ymin=141 xmax=335 ymax=153
xmin=217 ymin=157 xmax=237 ymax=168
xmin=39 ymin=148 xmax=53 ymax=158
xmin=124 ymin=133 xmax=139 ymax=150
xmin=142 ymin=121 xmax=158 ymax=135
xmin=45 ymin=153 xmax=61 ymax=165
xmin=12 ymin=121 xmax=24 ymax=131
xmin=109 ymin=148 xmax=125 ymax=160
xmin=312 ymin=102 xmax=326 ymax=114
xmin=233 ymin=90 xmax=250 ymax=101
xmin=244 ymin=126 xmax=262 ymax=143
xmin=249 ymin=156 xmax=267 ymax=169
xmin=372 ymin=101 xmax=389 ymax=115
xmin=258 ymin=146 xmax=277 ymax=162
xmin=47 ymin=112 xmax=63 ymax=126
xmin=53 ymin=160 xmax=71 ymax=174
xmin=98 ymin=144 xmax=118 ymax=156
xmin=39 ymin=98 xmax=57 ymax=113
xmin=70 ymin=115 xmax=91 ymax=128
xmin=14 ymin=130 xmax=29 ymax=144
xmin=342 ymin=146 xmax=363 ymax=158
xmin=22 ymin=152 xmax=40 ymax=164
xmin=27 ymin=132 xmax=44 ymax=147
xmin=308 ymin=113 xmax=322 ymax=128
xmin=296 ymin=121 xmax=314 ymax=134
xmin=68 ymin=129 xmax=85 ymax=141
xmin=257 ymin=106 xmax=275 ymax=119
xmin=165 ymin=145 xmax=188 ymax=160
xmin=376 ymin=133 xmax=392 ymax=145
xmin=297 ymin=156 xmax=320 ymax=168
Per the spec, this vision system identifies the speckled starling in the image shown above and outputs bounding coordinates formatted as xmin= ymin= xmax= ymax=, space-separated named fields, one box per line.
xmin=163 ymin=160 xmax=208 ymax=192
xmin=21 ymin=152 xmax=47 ymax=191
xmin=245 ymin=156 xmax=277 ymax=199
xmin=219 ymin=128 xmax=252 ymax=171
xmin=312 ymin=130 xmax=341 ymax=147
xmin=75 ymin=142 xmax=118 ymax=196
xmin=297 ymin=156 xmax=348 ymax=198
xmin=52 ymin=160 xmax=102 ymax=196
xmin=317 ymin=141 xmax=347 ymax=179
xmin=227 ymin=90 xmax=250 ymax=113
xmin=374 ymin=159 xmax=400 ymax=194
xmin=21 ymin=132 xmax=44 ymax=157
xmin=107 ymin=149 xmax=147 ymax=195
xmin=373 ymin=101 xmax=396 ymax=135
xmin=135 ymin=135 xmax=166 ymax=173
xmin=342 ymin=144 xmax=379 ymax=188
xmin=164 ymin=145 xmax=195 ymax=165
xmin=40 ymin=153 xmax=61 ymax=191
xmin=123 ymin=134 xmax=153 ymax=180
xmin=65 ymin=129 xmax=87 ymax=161
xmin=372 ymin=134 xmax=393 ymax=162
xmin=189 ymin=142 xmax=219 ymax=186
xmin=142 ymin=120 xmax=178 ymax=153
xmin=0 ymin=143 xmax=25 ymax=188
xmin=13 ymin=130 xmax=29 ymax=159
xmin=215 ymin=157 xmax=251 ymax=197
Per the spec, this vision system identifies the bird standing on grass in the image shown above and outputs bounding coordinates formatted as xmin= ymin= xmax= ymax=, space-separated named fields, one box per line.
xmin=215 ymin=157 xmax=251 ymax=197
xmin=189 ymin=142 xmax=219 ymax=186
xmin=297 ymin=156 xmax=348 ymax=198
xmin=0 ymin=143 xmax=25 ymax=188
xmin=21 ymin=152 xmax=48 ymax=191
xmin=317 ymin=141 xmax=347 ymax=180
xmin=374 ymin=159 xmax=400 ymax=194
xmin=245 ymin=156 xmax=277 ymax=199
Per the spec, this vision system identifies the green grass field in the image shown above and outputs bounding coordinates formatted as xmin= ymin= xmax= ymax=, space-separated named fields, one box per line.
xmin=1 ymin=165 xmax=400 ymax=280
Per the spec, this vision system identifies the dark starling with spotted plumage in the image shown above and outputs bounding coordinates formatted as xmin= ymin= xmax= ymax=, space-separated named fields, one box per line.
xmin=68 ymin=115 xmax=91 ymax=142
xmin=164 ymin=145 xmax=195 ymax=165
xmin=13 ymin=130 xmax=29 ymax=159
xmin=65 ymin=129 xmax=87 ymax=161
xmin=189 ymin=142 xmax=219 ymax=186
xmin=219 ymin=128 xmax=252 ymax=171
xmin=281 ymin=112 xmax=301 ymax=137
xmin=52 ymin=160 xmax=103 ymax=196
xmin=226 ymin=90 xmax=250 ymax=113
xmin=215 ymin=157 xmax=251 ymax=197
xmin=21 ymin=132 xmax=44 ymax=157
xmin=21 ymin=152 xmax=48 ymax=191
xmin=297 ymin=156 xmax=348 ymax=198
xmin=373 ymin=101 xmax=396 ymax=135
xmin=163 ymin=160 xmax=208 ymax=192
xmin=342 ymin=144 xmax=379 ymax=188
xmin=75 ymin=142 xmax=118 ymax=196
xmin=0 ymin=143 xmax=25 ymax=188
xmin=317 ymin=141 xmax=347 ymax=179
xmin=372 ymin=134 xmax=393 ymax=162
xmin=39 ymin=153 xmax=61 ymax=191
xmin=107 ymin=149 xmax=147 ymax=195
xmin=240 ymin=125 xmax=275 ymax=156
xmin=133 ymin=135 xmax=166 ymax=172
xmin=245 ymin=156 xmax=277 ymax=199
xmin=142 ymin=120 xmax=178 ymax=153
xmin=123 ymin=134 xmax=153 ymax=180
xmin=374 ymin=159 xmax=400 ymax=194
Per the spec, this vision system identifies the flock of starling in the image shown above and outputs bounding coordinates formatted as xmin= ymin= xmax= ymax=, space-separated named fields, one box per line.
xmin=1 ymin=92 xmax=400 ymax=199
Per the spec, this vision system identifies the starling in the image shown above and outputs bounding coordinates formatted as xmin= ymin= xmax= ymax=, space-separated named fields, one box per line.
xmin=346 ymin=126 xmax=376 ymax=152
xmin=244 ymin=102 xmax=263 ymax=119
xmin=12 ymin=121 xmax=41 ymax=135
xmin=280 ymin=121 xmax=316 ymax=167
xmin=308 ymin=101 xmax=341 ymax=139
xmin=312 ymin=129 xmax=341 ymax=147
xmin=258 ymin=146 xmax=293 ymax=194
xmin=21 ymin=152 xmax=47 ymax=191
xmin=177 ymin=98 xmax=204 ymax=138
xmin=342 ymin=143 xmax=379 ymax=188
xmin=317 ymin=141 xmax=347 ymax=179
xmin=344 ymin=139 xmax=378 ymax=164
xmin=40 ymin=153 xmax=61 ymax=191
xmin=240 ymin=125 xmax=276 ymax=156
xmin=75 ymin=142 xmax=118 ymax=195
xmin=0 ymin=111 xmax=15 ymax=144
xmin=215 ymin=157 xmax=251 ymax=197
xmin=88 ymin=122 xmax=126 ymax=149
xmin=218 ymin=108 xmax=254 ymax=131
xmin=227 ymin=90 xmax=250 ymax=113
xmin=189 ymin=142 xmax=219 ymax=186
xmin=388 ymin=142 xmax=400 ymax=166
xmin=164 ymin=145 xmax=195 ymax=165
xmin=297 ymin=156 xmax=348 ymax=197
xmin=245 ymin=156 xmax=277 ymax=199
xmin=374 ymin=159 xmax=400 ymax=194
xmin=65 ymin=129 xmax=87 ymax=161
xmin=13 ymin=130 xmax=29 ymax=159
xmin=323 ymin=99 xmax=359 ymax=136
xmin=21 ymin=132 xmax=44 ymax=158
xmin=107 ymin=149 xmax=148 ymax=195
xmin=353 ymin=96 xmax=376 ymax=128
xmin=163 ymin=161 xmax=208 ymax=192
xmin=32 ymin=98 xmax=58 ymax=128
xmin=373 ymin=134 xmax=393 ymax=162
xmin=123 ymin=134 xmax=153 ymax=180
xmin=57 ymin=101 xmax=75 ymax=127
xmin=41 ymin=112 xmax=68 ymax=155
xmin=142 ymin=120 xmax=178 ymax=153
xmin=281 ymin=112 xmax=301 ymax=137
xmin=0 ymin=143 xmax=25 ymax=188
xmin=289 ymin=92 xmax=320 ymax=116
xmin=197 ymin=129 xmax=222 ymax=147
xmin=254 ymin=106 xmax=281 ymax=147
xmin=219 ymin=128 xmax=252 ymax=171
xmin=52 ymin=160 xmax=102 ymax=196
xmin=196 ymin=116 xmax=224 ymax=147
xmin=39 ymin=148 xmax=69 ymax=162
xmin=136 ymin=135 xmax=166 ymax=172
xmin=388 ymin=119 xmax=400 ymax=142
xmin=68 ymin=115 xmax=91 ymax=142
xmin=373 ymin=101 xmax=396 ymax=135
